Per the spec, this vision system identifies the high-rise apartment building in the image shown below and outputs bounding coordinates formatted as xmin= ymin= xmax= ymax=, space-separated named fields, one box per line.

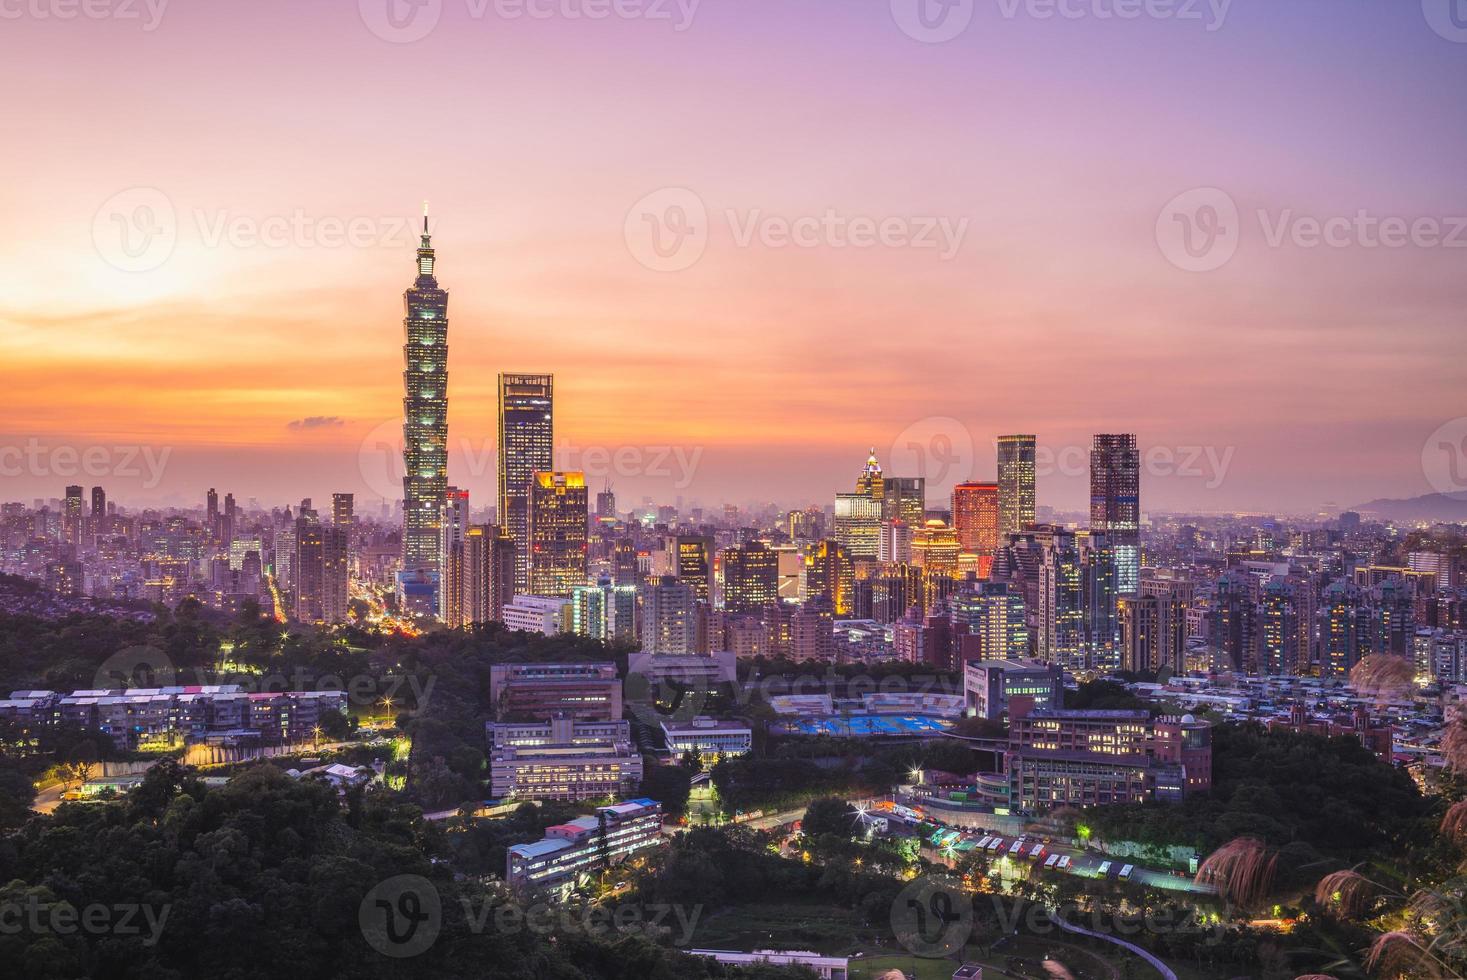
xmin=570 ymin=578 xmax=638 ymax=645
xmin=1090 ymin=434 xmax=1140 ymax=595
xmin=640 ymin=575 xmax=696 ymax=655
xmin=1078 ymin=531 xmax=1119 ymax=672
xmin=1138 ymin=571 xmax=1193 ymax=675
xmin=465 ymin=524 xmax=517 ymax=624
xmin=498 ymin=373 xmax=554 ymax=593
xmin=721 ymin=540 xmax=779 ymax=613
xmin=293 ymin=518 xmax=348 ymax=624
xmin=401 ymin=212 xmax=449 ymax=575
xmin=1038 ymin=530 xmax=1083 ymax=670
xmin=950 ymin=581 xmax=1030 ymax=662
xmin=997 ymin=435 xmax=1036 ymax=542
xmin=527 ymin=472 xmax=588 ymax=597
xmin=438 ymin=488 xmax=470 ymax=625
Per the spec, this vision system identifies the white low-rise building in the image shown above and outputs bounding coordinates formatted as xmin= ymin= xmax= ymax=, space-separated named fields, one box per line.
xmin=661 ymin=716 xmax=752 ymax=761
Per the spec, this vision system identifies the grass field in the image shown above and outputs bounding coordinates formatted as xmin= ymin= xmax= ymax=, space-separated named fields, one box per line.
xmin=848 ymin=953 xmax=971 ymax=980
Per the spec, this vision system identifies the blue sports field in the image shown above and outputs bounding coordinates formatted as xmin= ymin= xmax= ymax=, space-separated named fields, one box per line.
xmin=782 ymin=714 xmax=954 ymax=736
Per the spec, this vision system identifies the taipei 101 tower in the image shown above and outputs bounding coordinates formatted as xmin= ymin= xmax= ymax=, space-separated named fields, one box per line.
xmin=401 ymin=205 xmax=449 ymax=577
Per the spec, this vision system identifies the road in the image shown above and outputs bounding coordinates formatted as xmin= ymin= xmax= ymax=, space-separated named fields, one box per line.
xmin=1053 ymin=911 xmax=1179 ymax=980
xmin=740 ymin=808 xmax=806 ymax=831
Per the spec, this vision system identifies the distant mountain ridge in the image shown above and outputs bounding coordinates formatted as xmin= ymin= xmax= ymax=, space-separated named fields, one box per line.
xmin=1352 ymin=493 xmax=1467 ymax=523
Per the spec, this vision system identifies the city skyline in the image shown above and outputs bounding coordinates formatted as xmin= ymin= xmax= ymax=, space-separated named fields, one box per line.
xmin=4 ymin=2 xmax=1466 ymax=514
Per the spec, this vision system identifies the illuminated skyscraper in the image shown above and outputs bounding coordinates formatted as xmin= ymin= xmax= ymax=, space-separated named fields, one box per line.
xmin=835 ymin=448 xmax=885 ymax=559
xmin=528 ymin=472 xmax=588 ymax=597
xmin=805 ymin=539 xmax=854 ymax=616
xmin=1090 ymin=434 xmax=1140 ymax=595
xmin=997 ymin=435 xmax=1036 ymax=542
xmin=951 ymin=482 xmax=999 ymax=559
xmin=670 ymin=534 xmax=713 ymax=602
xmin=856 ymin=448 xmax=884 ymax=500
xmin=882 ymin=476 xmax=925 ymax=526
xmin=438 ymin=487 xmax=470 ymax=625
xmin=402 ymin=208 xmax=449 ymax=575
xmin=911 ymin=520 xmax=960 ymax=576
xmin=498 ymin=373 xmax=554 ymax=593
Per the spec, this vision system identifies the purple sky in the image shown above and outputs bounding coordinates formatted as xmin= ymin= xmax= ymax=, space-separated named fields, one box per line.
xmin=2 ymin=0 xmax=1465 ymax=515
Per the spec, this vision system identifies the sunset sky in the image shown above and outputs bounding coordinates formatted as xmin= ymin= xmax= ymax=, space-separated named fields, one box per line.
xmin=3 ymin=0 xmax=1465 ymax=515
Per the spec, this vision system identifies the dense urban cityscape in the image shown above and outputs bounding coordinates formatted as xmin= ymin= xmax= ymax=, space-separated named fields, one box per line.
xmin=6 ymin=2 xmax=1467 ymax=980
xmin=2 ymin=209 xmax=1466 ymax=980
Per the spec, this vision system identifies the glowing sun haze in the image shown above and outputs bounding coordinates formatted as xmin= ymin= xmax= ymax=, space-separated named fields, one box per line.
xmin=2 ymin=0 xmax=1465 ymax=514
